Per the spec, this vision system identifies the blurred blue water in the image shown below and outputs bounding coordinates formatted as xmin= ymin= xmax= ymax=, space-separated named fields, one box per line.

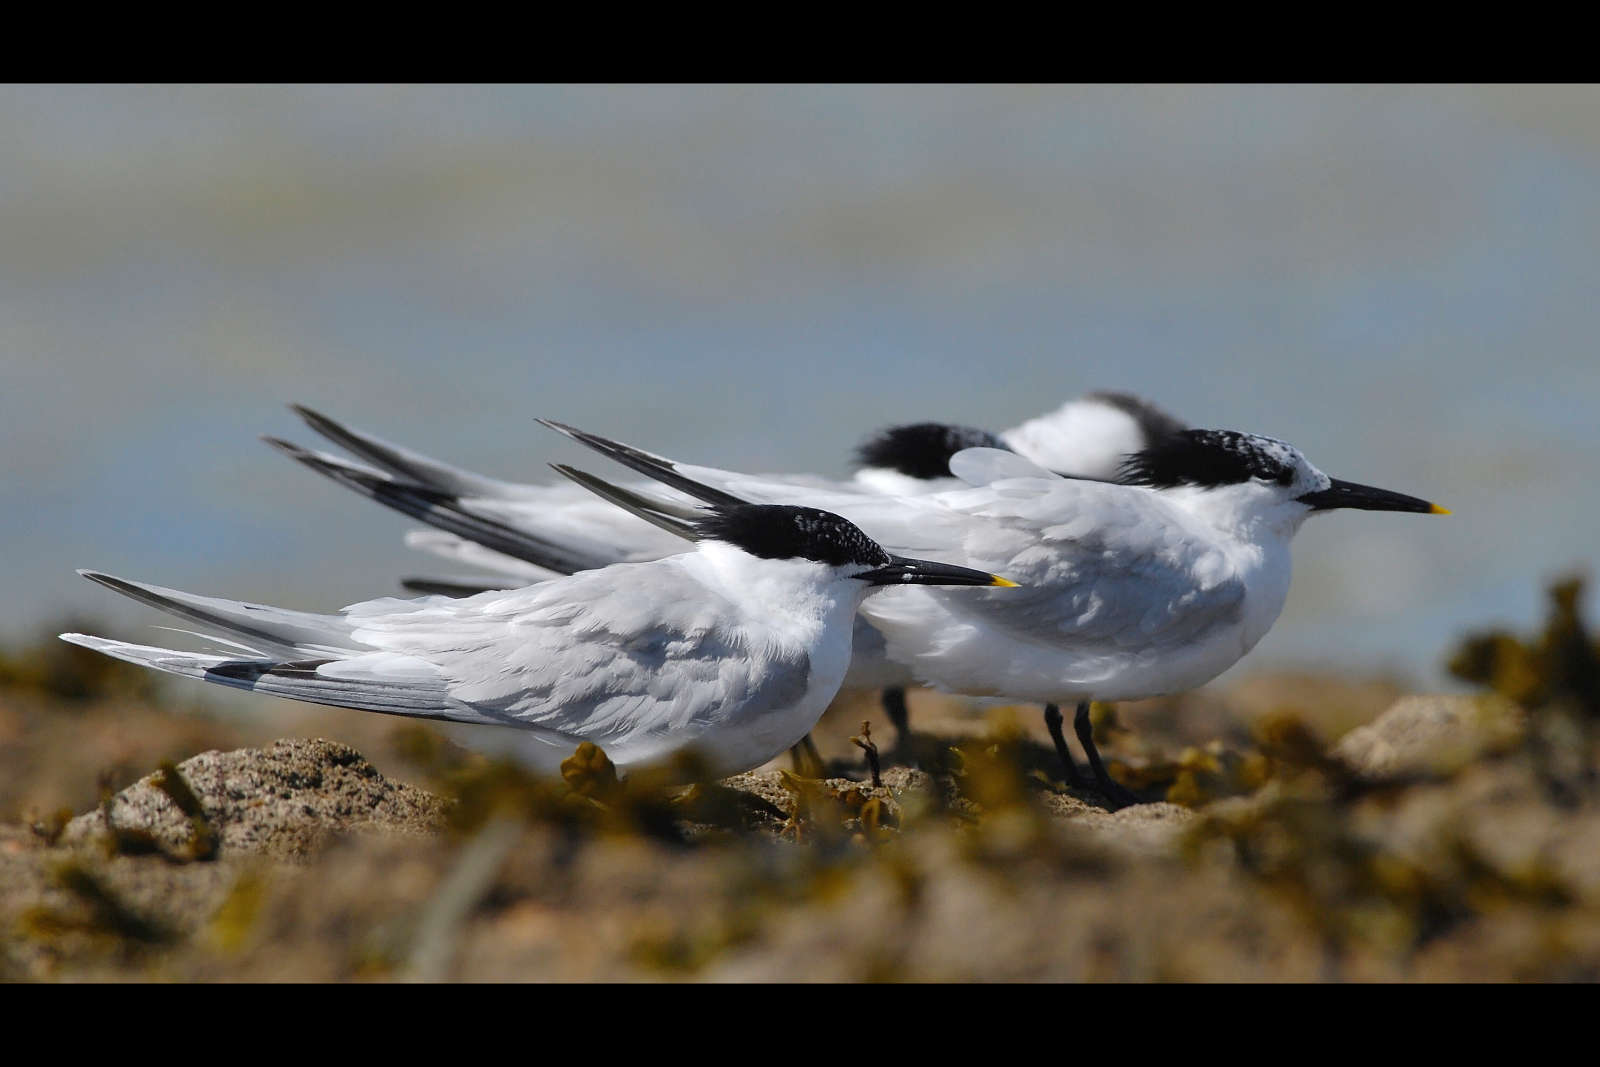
xmin=3 ymin=85 xmax=1596 ymax=687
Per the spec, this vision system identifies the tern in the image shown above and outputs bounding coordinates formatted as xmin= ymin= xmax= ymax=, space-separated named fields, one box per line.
xmin=60 ymin=501 xmax=1015 ymax=779
xmin=529 ymin=419 xmax=1448 ymax=806
xmin=265 ymin=393 xmax=1185 ymax=755
xmin=269 ymin=392 xmax=1183 ymax=587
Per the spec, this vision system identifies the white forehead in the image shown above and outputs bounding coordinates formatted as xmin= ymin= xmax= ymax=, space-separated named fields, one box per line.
xmin=1251 ymin=434 xmax=1331 ymax=492
xmin=1250 ymin=434 xmax=1300 ymax=469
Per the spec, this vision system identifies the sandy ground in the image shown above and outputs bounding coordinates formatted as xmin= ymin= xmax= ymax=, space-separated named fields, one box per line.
xmin=4 ymin=623 xmax=1598 ymax=980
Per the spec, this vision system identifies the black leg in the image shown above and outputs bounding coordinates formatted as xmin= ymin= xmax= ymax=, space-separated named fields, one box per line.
xmin=1074 ymin=701 xmax=1140 ymax=808
xmin=882 ymin=686 xmax=910 ymax=742
xmin=1042 ymin=703 xmax=1087 ymax=789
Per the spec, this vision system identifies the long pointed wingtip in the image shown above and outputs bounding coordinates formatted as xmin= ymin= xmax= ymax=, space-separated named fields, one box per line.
xmin=538 ymin=418 xmax=665 ymax=460
xmin=289 ymin=402 xmax=328 ymax=425
xmin=549 ymin=462 xmax=703 ymax=543
xmin=261 ymin=434 xmax=308 ymax=456
xmin=547 ymin=461 xmax=655 ymax=497
xmin=289 ymin=404 xmax=358 ymax=445
xmin=537 ymin=419 xmax=648 ymax=462
xmin=59 ymin=632 xmax=111 ymax=657
xmin=537 ymin=419 xmax=753 ymax=512
xmin=78 ymin=570 xmax=144 ymax=597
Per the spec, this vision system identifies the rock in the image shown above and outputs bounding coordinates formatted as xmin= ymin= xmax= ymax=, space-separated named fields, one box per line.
xmin=1331 ymin=694 xmax=1525 ymax=780
xmin=1043 ymin=797 xmax=1198 ymax=856
xmin=60 ymin=738 xmax=449 ymax=861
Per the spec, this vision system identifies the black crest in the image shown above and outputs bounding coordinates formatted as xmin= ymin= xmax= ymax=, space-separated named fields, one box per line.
xmin=1082 ymin=391 xmax=1187 ymax=443
xmin=855 ymin=422 xmax=1010 ymax=480
xmin=1118 ymin=430 xmax=1297 ymax=489
xmin=697 ymin=505 xmax=892 ymax=568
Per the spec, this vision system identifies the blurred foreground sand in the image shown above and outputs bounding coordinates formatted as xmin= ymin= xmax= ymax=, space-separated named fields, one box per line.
xmin=4 ymin=650 xmax=1598 ymax=979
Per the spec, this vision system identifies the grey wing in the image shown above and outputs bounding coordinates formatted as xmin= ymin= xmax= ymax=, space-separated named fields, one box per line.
xmin=65 ymin=562 xmax=808 ymax=758
xmin=945 ymin=482 xmax=1246 ymax=648
xmin=401 ymin=529 xmax=565 ymax=583
xmin=351 ymin=561 xmax=813 ymax=757
xmin=947 ymin=447 xmax=1061 ymax=486
xmin=855 ymin=479 xmax=1245 ymax=655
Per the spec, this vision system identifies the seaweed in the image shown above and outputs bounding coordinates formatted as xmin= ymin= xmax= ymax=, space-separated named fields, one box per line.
xmin=849 ymin=720 xmax=882 ymax=788
xmin=152 ymin=761 xmax=219 ymax=862
xmin=18 ymin=860 xmax=175 ymax=951
xmin=1449 ymin=574 xmax=1600 ymax=805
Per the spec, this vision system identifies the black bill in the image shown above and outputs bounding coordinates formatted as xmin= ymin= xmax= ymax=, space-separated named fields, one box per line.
xmin=1298 ymin=478 xmax=1448 ymax=514
xmin=856 ymin=555 xmax=1019 ymax=587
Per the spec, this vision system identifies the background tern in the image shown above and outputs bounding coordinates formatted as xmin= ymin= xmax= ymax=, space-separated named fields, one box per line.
xmin=269 ymin=390 xmax=1183 ymax=585
xmin=60 ymin=500 xmax=1013 ymax=779
xmin=265 ymin=392 xmax=1186 ymax=756
xmin=532 ymin=419 xmax=1448 ymax=807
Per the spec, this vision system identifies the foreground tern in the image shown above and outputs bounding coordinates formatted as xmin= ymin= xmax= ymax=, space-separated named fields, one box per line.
xmin=532 ymin=419 xmax=1448 ymax=806
xmin=61 ymin=501 xmax=1014 ymax=778
xmin=266 ymin=393 xmax=1186 ymax=752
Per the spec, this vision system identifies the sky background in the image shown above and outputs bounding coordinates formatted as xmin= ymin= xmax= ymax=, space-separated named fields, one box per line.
xmin=3 ymin=84 xmax=1596 ymax=690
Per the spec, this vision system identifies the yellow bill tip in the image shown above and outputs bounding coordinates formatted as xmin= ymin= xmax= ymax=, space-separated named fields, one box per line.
xmin=1429 ymin=503 xmax=1452 ymax=515
xmin=989 ymin=575 xmax=1020 ymax=588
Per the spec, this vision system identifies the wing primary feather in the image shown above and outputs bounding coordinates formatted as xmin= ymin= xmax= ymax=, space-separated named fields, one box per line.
xmin=537 ymin=420 xmax=748 ymax=508
xmin=288 ymin=404 xmax=506 ymax=498
xmin=263 ymin=435 xmax=618 ymax=576
xmin=398 ymin=577 xmax=518 ymax=597
xmin=75 ymin=570 xmax=356 ymax=657
xmin=60 ymin=633 xmax=508 ymax=725
xmin=549 ymin=464 xmax=702 ymax=543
